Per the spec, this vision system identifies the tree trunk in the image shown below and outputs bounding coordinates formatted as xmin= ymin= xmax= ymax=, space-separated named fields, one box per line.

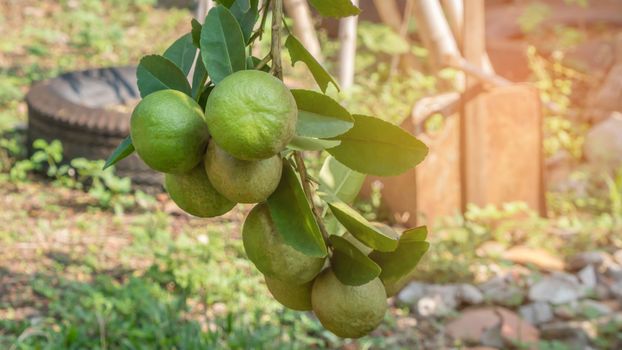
xmin=412 ymin=0 xmax=460 ymax=70
xmin=284 ymin=0 xmax=324 ymax=62
xmin=338 ymin=0 xmax=359 ymax=90
xmin=441 ymin=0 xmax=463 ymax=45
xmin=372 ymin=0 xmax=401 ymax=32
xmin=195 ymin=0 xmax=213 ymax=23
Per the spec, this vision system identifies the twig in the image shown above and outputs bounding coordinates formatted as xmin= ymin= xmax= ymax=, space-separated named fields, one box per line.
xmin=270 ymin=0 xmax=331 ymax=245
xmin=270 ymin=0 xmax=284 ymax=79
xmin=254 ymin=52 xmax=272 ymax=70
xmin=248 ymin=0 xmax=272 ymax=44
xmin=293 ymin=152 xmax=331 ymax=243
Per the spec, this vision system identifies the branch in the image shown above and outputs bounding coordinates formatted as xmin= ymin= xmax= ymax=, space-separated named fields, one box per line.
xmin=293 ymin=152 xmax=331 ymax=244
xmin=269 ymin=0 xmax=331 ymax=245
xmin=270 ymin=0 xmax=284 ymax=79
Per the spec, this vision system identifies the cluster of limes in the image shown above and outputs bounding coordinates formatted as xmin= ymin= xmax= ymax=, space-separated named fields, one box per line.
xmin=130 ymin=69 xmax=386 ymax=338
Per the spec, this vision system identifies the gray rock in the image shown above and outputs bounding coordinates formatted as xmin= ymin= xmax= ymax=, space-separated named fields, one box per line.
xmin=610 ymin=280 xmax=622 ymax=299
xmin=540 ymin=321 xmax=594 ymax=349
xmin=426 ymin=285 xmax=459 ymax=309
xmin=519 ymin=302 xmax=554 ymax=325
xmin=614 ymin=249 xmax=622 ymax=265
xmin=529 ymin=273 xmax=584 ymax=305
xmin=479 ymin=275 xmax=525 ymax=307
xmin=416 ymin=294 xmax=456 ymax=317
xmin=398 ymin=282 xmax=460 ymax=317
xmin=457 ymin=284 xmax=484 ymax=305
xmin=593 ymin=283 xmax=612 ymax=300
xmin=554 ymin=302 xmax=579 ymax=320
xmin=397 ymin=282 xmax=427 ymax=304
xmin=605 ymin=263 xmax=622 ymax=281
xmin=567 ymin=251 xmax=608 ymax=271
xmin=578 ymin=265 xmax=598 ymax=289
xmin=583 ymin=112 xmax=622 ymax=171
xmin=579 ymin=299 xmax=612 ymax=318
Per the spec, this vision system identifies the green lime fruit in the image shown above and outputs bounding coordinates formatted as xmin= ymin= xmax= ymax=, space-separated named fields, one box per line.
xmin=311 ymin=269 xmax=387 ymax=338
xmin=204 ymin=70 xmax=297 ymax=161
xmin=131 ymin=89 xmax=208 ymax=174
xmin=265 ymin=276 xmax=313 ymax=311
xmin=242 ymin=203 xmax=325 ymax=284
xmin=204 ymin=142 xmax=282 ymax=203
xmin=164 ymin=165 xmax=235 ymax=218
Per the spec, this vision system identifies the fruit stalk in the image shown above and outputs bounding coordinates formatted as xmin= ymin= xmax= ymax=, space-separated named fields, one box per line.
xmin=270 ymin=0 xmax=331 ymax=245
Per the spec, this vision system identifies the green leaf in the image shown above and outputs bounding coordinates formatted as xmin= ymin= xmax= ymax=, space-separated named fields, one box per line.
xmin=267 ymin=162 xmax=328 ymax=258
xmin=287 ymin=136 xmax=340 ymax=151
xmin=291 ymin=89 xmax=353 ymax=138
xmin=246 ymin=56 xmax=271 ymax=72
xmin=104 ymin=136 xmax=134 ymax=170
xmin=214 ymin=0 xmax=235 ymax=7
xmin=191 ymin=57 xmax=208 ymax=99
xmin=163 ymin=33 xmax=196 ymax=76
xmin=328 ymin=114 xmax=429 ymax=176
xmin=191 ymin=19 xmax=202 ymax=48
xmin=198 ymin=85 xmax=215 ymax=110
xmin=319 ymin=156 xmax=365 ymax=204
xmin=330 ymin=235 xmax=381 ymax=286
xmin=285 ymin=35 xmax=339 ymax=93
xmin=230 ymin=0 xmax=259 ymax=43
xmin=328 ymin=201 xmax=398 ymax=252
xmin=201 ymin=6 xmax=246 ymax=84
xmin=136 ymin=55 xmax=192 ymax=98
xmin=369 ymin=226 xmax=430 ymax=296
xmin=308 ymin=0 xmax=361 ymax=18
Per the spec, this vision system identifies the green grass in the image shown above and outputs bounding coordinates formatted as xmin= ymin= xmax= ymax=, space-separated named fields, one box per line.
xmin=0 ymin=188 xmax=411 ymax=349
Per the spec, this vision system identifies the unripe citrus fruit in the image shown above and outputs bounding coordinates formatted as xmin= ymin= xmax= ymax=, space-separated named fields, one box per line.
xmin=164 ymin=165 xmax=235 ymax=218
xmin=130 ymin=89 xmax=208 ymax=174
xmin=265 ymin=276 xmax=313 ymax=311
xmin=204 ymin=142 xmax=282 ymax=203
xmin=204 ymin=70 xmax=297 ymax=161
xmin=311 ymin=269 xmax=387 ymax=338
xmin=242 ymin=203 xmax=325 ymax=284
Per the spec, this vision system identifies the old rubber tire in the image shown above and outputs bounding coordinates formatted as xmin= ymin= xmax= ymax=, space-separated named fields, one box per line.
xmin=25 ymin=66 xmax=163 ymax=189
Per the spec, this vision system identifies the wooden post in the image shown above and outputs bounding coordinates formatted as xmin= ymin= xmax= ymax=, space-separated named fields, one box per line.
xmin=338 ymin=0 xmax=359 ymax=90
xmin=461 ymin=0 xmax=485 ymax=211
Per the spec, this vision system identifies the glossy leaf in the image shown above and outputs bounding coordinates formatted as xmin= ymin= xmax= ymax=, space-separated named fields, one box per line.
xmin=230 ymin=0 xmax=259 ymax=43
xmin=285 ymin=35 xmax=339 ymax=93
xmin=191 ymin=19 xmax=202 ymax=48
xmin=267 ymin=162 xmax=328 ymax=258
xmin=198 ymin=85 xmax=214 ymax=110
xmin=287 ymin=135 xmax=340 ymax=151
xmin=308 ymin=0 xmax=361 ymax=17
xmin=328 ymin=114 xmax=429 ymax=176
xmin=291 ymin=89 xmax=353 ymax=138
xmin=201 ymin=6 xmax=246 ymax=84
xmin=319 ymin=156 xmax=365 ymax=204
xmin=104 ymin=136 xmax=134 ymax=170
xmin=328 ymin=201 xmax=398 ymax=252
xmin=136 ymin=55 xmax=192 ymax=98
xmin=214 ymin=0 xmax=235 ymax=6
xmin=163 ymin=33 xmax=196 ymax=76
xmin=191 ymin=57 xmax=208 ymax=99
xmin=330 ymin=235 xmax=381 ymax=286
xmin=369 ymin=226 xmax=430 ymax=296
